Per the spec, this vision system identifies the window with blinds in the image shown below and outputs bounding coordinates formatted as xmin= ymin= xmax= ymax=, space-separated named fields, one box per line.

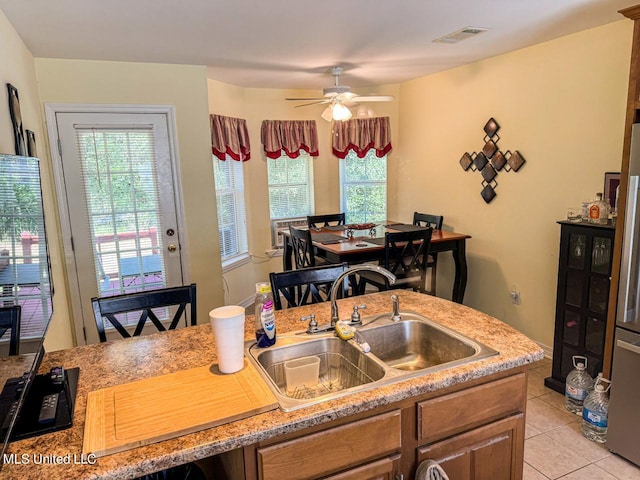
xmin=340 ymin=149 xmax=387 ymax=224
xmin=267 ymin=152 xmax=314 ymax=219
xmin=213 ymin=155 xmax=247 ymax=263
xmin=75 ymin=127 xmax=166 ymax=296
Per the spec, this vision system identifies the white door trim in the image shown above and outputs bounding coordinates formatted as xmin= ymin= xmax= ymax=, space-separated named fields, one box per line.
xmin=44 ymin=103 xmax=190 ymax=345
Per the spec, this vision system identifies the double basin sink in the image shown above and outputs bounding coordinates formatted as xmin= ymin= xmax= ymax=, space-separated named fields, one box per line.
xmin=245 ymin=311 xmax=498 ymax=411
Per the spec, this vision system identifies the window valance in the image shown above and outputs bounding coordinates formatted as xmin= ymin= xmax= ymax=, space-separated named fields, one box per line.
xmin=332 ymin=117 xmax=392 ymax=159
xmin=210 ymin=114 xmax=251 ymax=162
xmin=261 ymin=120 xmax=319 ymax=159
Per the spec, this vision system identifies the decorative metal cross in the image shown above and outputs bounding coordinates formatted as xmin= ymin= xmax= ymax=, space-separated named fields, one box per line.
xmin=459 ymin=117 xmax=525 ymax=203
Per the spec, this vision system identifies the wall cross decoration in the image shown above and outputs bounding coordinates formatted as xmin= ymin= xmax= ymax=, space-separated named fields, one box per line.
xmin=459 ymin=117 xmax=526 ymax=203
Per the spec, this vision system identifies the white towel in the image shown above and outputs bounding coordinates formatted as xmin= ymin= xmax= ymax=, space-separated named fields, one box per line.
xmin=415 ymin=459 xmax=450 ymax=480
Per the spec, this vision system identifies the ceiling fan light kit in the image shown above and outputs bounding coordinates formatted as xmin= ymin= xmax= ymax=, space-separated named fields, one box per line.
xmin=287 ymin=66 xmax=394 ymax=121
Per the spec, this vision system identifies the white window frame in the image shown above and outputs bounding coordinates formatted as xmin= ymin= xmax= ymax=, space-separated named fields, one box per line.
xmin=340 ymin=149 xmax=387 ymax=224
xmin=267 ymin=152 xmax=314 ymax=220
xmin=213 ymin=154 xmax=249 ymax=271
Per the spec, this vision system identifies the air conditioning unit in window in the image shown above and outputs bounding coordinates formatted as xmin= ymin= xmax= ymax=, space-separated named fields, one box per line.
xmin=270 ymin=217 xmax=307 ymax=248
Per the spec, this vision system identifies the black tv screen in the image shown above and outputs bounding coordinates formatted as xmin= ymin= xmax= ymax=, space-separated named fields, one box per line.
xmin=0 ymin=154 xmax=53 ymax=461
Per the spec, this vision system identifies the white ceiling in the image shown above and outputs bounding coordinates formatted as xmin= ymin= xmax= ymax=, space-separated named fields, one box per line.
xmin=0 ymin=0 xmax=636 ymax=90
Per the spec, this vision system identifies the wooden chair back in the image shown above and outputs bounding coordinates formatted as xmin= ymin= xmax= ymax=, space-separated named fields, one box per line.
xmin=0 ymin=305 xmax=21 ymax=355
xmin=413 ymin=212 xmax=443 ymax=294
xmin=307 ymin=213 xmax=346 ymax=228
xmin=360 ymin=228 xmax=433 ymax=293
xmin=289 ymin=226 xmax=317 ymax=268
xmin=413 ymin=212 xmax=443 ymax=230
xmin=269 ymin=264 xmax=349 ymax=310
xmin=91 ymin=284 xmax=197 ymax=342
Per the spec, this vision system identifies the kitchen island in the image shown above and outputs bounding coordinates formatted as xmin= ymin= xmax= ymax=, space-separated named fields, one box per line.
xmin=1 ymin=290 xmax=543 ymax=479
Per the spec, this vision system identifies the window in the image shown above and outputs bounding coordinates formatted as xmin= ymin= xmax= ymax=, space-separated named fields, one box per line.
xmin=340 ymin=149 xmax=387 ymax=224
xmin=213 ymin=155 xmax=247 ymax=265
xmin=267 ymin=152 xmax=314 ymax=219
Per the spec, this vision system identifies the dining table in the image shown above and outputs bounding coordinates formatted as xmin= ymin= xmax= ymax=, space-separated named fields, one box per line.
xmin=281 ymin=222 xmax=471 ymax=303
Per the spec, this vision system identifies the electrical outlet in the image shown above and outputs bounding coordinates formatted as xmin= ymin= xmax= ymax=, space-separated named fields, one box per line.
xmin=510 ymin=286 xmax=521 ymax=305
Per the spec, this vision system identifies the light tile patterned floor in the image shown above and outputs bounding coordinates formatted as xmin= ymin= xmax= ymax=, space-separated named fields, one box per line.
xmin=525 ymin=358 xmax=640 ymax=479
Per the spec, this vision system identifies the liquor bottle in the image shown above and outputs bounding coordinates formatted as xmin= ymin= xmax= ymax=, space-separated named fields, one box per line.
xmin=588 ymin=193 xmax=609 ymax=225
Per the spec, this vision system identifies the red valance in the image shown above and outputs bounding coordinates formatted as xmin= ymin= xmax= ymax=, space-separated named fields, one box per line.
xmin=210 ymin=114 xmax=251 ymax=161
xmin=261 ymin=120 xmax=319 ymax=159
xmin=332 ymin=117 xmax=392 ymax=159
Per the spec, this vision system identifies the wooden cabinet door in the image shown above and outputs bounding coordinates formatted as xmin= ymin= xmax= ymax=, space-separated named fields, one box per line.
xmin=417 ymin=414 xmax=524 ymax=480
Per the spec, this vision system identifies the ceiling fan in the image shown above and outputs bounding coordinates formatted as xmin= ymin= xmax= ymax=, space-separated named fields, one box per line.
xmin=286 ymin=67 xmax=394 ymax=121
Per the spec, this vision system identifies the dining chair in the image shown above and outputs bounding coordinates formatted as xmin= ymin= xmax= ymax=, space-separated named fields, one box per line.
xmin=307 ymin=213 xmax=346 ymax=228
xmin=269 ymin=263 xmax=349 ymax=310
xmin=290 ymin=226 xmax=326 ymax=269
xmin=91 ymin=284 xmax=197 ymax=342
xmin=413 ymin=212 xmax=444 ymax=295
xmin=0 ymin=305 xmax=21 ymax=355
xmin=358 ymin=228 xmax=433 ymax=294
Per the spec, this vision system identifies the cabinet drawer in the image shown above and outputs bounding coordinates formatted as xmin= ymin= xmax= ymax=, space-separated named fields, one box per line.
xmin=257 ymin=410 xmax=402 ymax=480
xmin=417 ymin=373 xmax=526 ymax=444
xmin=322 ymin=454 xmax=401 ymax=480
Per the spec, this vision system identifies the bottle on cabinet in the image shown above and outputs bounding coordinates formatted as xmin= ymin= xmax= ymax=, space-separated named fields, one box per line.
xmin=588 ymin=193 xmax=609 ymax=225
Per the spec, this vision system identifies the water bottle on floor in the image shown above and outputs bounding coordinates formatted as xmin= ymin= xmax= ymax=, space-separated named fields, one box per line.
xmin=581 ymin=376 xmax=611 ymax=443
xmin=565 ymin=356 xmax=594 ymax=415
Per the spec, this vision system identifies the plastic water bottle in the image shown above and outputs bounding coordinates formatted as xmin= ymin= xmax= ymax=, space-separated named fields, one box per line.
xmin=254 ymin=282 xmax=276 ymax=347
xmin=581 ymin=376 xmax=611 ymax=443
xmin=565 ymin=356 xmax=594 ymax=415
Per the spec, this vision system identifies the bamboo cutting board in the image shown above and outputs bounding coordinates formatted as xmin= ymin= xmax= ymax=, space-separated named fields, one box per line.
xmin=83 ymin=360 xmax=278 ymax=457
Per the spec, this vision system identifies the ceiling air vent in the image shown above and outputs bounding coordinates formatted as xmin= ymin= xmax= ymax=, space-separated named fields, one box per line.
xmin=433 ymin=26 xmax=489 ymax=44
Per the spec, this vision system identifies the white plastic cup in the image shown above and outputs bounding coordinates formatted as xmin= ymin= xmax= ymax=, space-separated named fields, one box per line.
xmin=209 ymin=305 xmax=246 ymax=374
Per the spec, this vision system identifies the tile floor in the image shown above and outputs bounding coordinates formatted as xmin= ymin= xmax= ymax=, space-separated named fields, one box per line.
xmin=525 ymin=358 xmax=640 ymax=479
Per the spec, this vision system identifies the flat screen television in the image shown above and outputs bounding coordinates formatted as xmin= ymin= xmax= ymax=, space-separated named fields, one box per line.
xmin=0 ymin=154 xmax=67 ymax=464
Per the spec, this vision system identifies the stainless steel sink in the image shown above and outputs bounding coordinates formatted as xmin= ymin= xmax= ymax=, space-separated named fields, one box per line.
xmin=358 ymin=316 xmax=478 ymax=371
xmin=246 ymin=336 xmax=385 ymax=411
xmin=245 ymin=311 xmax=498 ymax=411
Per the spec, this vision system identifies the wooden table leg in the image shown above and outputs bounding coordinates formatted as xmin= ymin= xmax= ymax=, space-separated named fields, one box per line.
xmin=451 ymin=239 xmax=468 ymax=304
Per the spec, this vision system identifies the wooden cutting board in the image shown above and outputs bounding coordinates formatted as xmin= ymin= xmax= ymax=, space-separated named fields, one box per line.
xmin=83 ymin=360 xmax=278 ymax=457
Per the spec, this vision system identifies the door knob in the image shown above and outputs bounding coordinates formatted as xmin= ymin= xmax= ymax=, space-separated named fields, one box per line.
xmin=168 ymin=244 xmax=177 ymax=252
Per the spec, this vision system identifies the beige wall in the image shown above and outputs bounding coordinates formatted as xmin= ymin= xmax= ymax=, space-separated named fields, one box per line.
xmin=207 ymin=78 xmax=399 ymax=305
xmin=397 ymin=20 xmax=633 ymax=348
xmin=35 ymin=59 xmax=225 ymax=345
xmin=0 ymin=10 xmax=73 ymax=351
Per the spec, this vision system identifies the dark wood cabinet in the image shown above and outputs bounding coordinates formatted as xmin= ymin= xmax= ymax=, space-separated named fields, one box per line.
xmin=545 ymin=221 xmax=615 ymax=394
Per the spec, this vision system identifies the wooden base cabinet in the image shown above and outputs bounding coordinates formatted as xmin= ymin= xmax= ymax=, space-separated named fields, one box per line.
xmin=417 ymin=415 xmax=524 ymax=480
xmin=247 ymin=370 xmax=528 ymax=480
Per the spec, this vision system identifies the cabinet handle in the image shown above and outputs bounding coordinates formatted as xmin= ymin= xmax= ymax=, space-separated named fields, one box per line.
xmin=617 ymin=339 xmax=640 ymax=356
xmin=394 ymin=475 xmax=404 ymax=480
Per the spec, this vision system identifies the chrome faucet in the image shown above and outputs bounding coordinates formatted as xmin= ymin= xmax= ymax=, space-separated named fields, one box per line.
xmin=328 ymin=265 xmax=396 ymax=326
xmin=391 ymin=294 xmax=401 ymax=322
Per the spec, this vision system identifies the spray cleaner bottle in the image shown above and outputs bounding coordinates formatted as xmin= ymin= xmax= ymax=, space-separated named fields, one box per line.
xmin=254 ymin=282 xmax=276 ymax=347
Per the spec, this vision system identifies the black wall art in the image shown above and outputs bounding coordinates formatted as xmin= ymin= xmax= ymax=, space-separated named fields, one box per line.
xmin=459 ymin=117 xmax=526 ymax=203
xmin=7 ymin=83 xmax=26 ymax=156
xmin=26 ymin=130 xmax=37 ymax=157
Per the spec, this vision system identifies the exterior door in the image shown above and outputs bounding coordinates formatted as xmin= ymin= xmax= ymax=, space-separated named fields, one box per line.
xmin=52 ymin=109 xmax=186 ymax=344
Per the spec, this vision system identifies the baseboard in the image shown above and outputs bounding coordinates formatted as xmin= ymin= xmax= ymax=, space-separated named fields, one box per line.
xmin=238 ymin=295 xmax=255 ymax=309
xmin=535 ymin=341 xmax=553 ymax=360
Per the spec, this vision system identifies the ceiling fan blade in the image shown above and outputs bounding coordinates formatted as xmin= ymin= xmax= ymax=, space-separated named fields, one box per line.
xmin=351 ymin=95 xmax=395 ymax=102
xmin=285 ymin=97 xmax=327 ymax=101
xmin=293 ymin=100 xmax=330 ymax=108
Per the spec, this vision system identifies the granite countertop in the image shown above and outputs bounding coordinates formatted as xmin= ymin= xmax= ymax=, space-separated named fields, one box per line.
xmin=1 ymin=290 xmax=544 ymax=479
